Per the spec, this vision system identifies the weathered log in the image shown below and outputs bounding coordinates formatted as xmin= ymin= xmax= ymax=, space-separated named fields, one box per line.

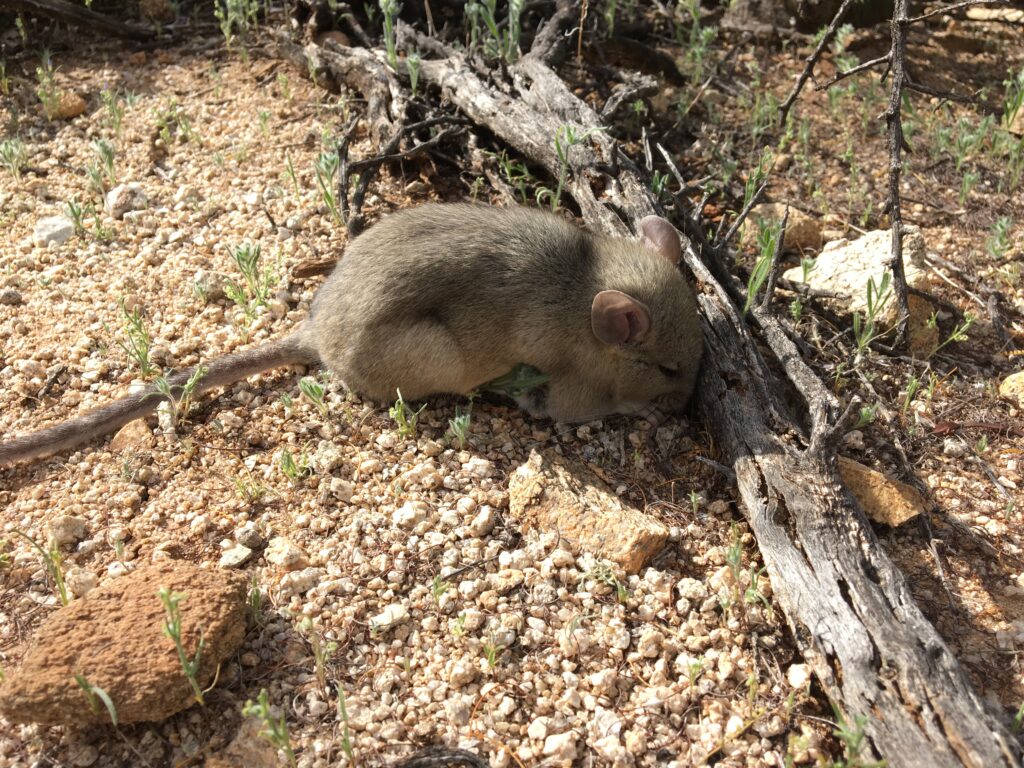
xmin=1 ymin=0 xmax=155 ymax=40
xmin=280 ymin=8 xmax=1021 ymax=766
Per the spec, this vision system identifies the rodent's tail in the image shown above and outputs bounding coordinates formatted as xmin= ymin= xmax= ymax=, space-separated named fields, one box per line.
xmin=0 ymin=334 xmax=317 ymax=467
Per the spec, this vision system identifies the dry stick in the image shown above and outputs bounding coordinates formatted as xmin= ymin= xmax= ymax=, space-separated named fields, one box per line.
xmin=904 ymin=77 xmax=985 ymax=106
xmin=815 ymin=53 xmax=891 ymax=91
xmin=778 ymin=0 xmax=858 ymax=125
xmin=759 ymin=206 xmax=789 ymax=310
xmin=907 ymin=0 xmax=1011 ymax=23
xmin=718 ymin=178 xmax=769 ymax=246
xmin=884 ymin=0 xmax=914 ymax=351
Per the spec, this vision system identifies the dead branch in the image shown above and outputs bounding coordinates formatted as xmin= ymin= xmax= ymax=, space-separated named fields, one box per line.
xmin=1 ymin=0 xmax=156 ymax=40
xmin=778 ymin=0 xmax=858 ymax=125
xmin=884 ymin=0 xmax=914 ymax=351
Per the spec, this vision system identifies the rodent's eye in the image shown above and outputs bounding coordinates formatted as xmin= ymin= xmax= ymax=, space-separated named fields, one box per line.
xmin=658 ymin=365 xmax=679 ymax=378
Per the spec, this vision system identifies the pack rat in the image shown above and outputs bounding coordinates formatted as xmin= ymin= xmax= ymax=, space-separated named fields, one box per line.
xmin=0 ymin=203 xmax=703 ymax=466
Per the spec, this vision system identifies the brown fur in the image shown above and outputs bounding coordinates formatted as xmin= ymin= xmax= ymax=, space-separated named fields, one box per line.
xmin=0 ymin=204 xmax=702 ymax=466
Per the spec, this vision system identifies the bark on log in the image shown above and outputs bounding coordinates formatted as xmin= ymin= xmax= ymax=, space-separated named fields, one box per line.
xmin=1 ymin=0 xmax=155 ymax=40
xmin=280 ymin=9 xmax=1021 ymax=766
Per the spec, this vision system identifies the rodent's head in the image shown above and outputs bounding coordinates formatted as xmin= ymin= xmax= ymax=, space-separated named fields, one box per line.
xmin=590 ymin=216 xmax=703 ymax=413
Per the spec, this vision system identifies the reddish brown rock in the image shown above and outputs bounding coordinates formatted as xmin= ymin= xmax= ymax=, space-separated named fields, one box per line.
xmin=508 ymin=450 xmax=668 ymax=573
xmin=0 ymin=561 xmax=248 ymax=726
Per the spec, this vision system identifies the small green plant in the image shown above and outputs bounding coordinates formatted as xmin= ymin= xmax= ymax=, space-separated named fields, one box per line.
xmin=0 ymin=138 xmax=27 ymax=180
xmin=406 ymin=49 xmax=421 ymax=97
xmin=1014 ymin=699 xmax=1024 ymax=733
xmin=299 ymin=376 xmax=329 ymax=416
xmin=852 ymin=273 xmax=893 ymax=357
xmin=35 ymin=50 xmax=62 ymax=119
xmin=100 ymin=89 xmax=125 ymax=136
xmin=482 ymin=636 xmax=504 ymax=670
xmin=225 ymin=242 xmax=275 ymax=326
xmin=116 ymin=299 xmax=157 ymax=377
xmin=380 ymin=0 xmax=402 ymax=70
xmin=93 ymin=139 xmax=117 ymax=185
xmin=277 ymin=72 xmax=292 ymax=101
xmin=930 ymin=312 xmax=975 ymax=357
xmin=298 ymin=617 xmax=338 ymax=693
xmin=158 ymin=588 xmax=206 ymax=705
xmin=15 ymin=531 xmax=69 ymax=606
xmin=153 ymin=365 xmax=208 ymax=429
xmin=1003 ymin=66 xmax=1024 ymax=129
xmin=688 ymin=489 xmax=701 ymax=516
xmin=537 ymin=124 xmax=604 ymax=212
xmin=900 ymin=374 xmax=920 ymax=415
xmin=853 ymin=404 xmax=877 ymax=429
xmin=284 ymin=154 xmax=300 ymax=197
xmin=248 ymin=576 xmax=265 ymax=627
xmin=74 ymin=675 xmax=119 ymax=725
xmin=390 ymin=389 xmax=426 ymax=439
xmin=725 ymin=523 xmax=744 ymax=586
xmin=687 ymin=656 xmax=705 ymax=689
xmin=984 ymin=216 xmax=1013 ymax=260
xmin=831 ymin=706 xmax=885 ymax=768
xmin=65 ymin=198 xmax=87 ymax=235
xmin=451 ymin=612 xmax=468 ymax=637
xmin=586 ymin=563 xmax=629 ymax=604
xmin=155 ymin=99 xmax=199 ymax=146
xmin=743 ymin=217 xmax=781 ymax=313
xmin=431 ymin=575 xmax=451 ymax=603
xmin=279 ymin=448 xmax=311 ymax=482
xmin=337 ymin=688 xmax=356 ymax=764
xmin=0 ymin=59 xmax=9 ymax=96
xmin=650 ymin=169 xmax=669 ymax=200
xmin=790 ymin=299 xmax=804 ymax=323
xmin=489 ymin=149 xmax=535 ymax=203
xmin=243 ymin=689 xmax=297 ymax=767
xmin=958 ymin=169 xmax=979 ymax=207
xmin=465 ymin=0 xmax=523 ymax=62
xmin=314 ymin=150 xmax=343 ymax=224
xmin=447 ymin=406 xmax=472 ymax=449
xmin=257 ymin=109 xmax=270 ymax=136
xmin=235 ymin=474 xmax=269 ymax=502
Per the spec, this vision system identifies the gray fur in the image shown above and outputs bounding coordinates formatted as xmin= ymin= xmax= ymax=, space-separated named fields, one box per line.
xmin=0 ymin=203 xmax=702 ymax=465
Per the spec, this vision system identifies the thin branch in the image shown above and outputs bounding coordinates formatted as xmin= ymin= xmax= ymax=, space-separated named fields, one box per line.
xmin=760 ymin=207 xmax=790 ymax=311
xmin=907 ymin=0 xmax=1011 ymax=23
xmin=884 ymin=0 xmax=913 ymax=351
xmin=815 ymin=54 xmax=891 ymax=91
xmin=904 ymin=78 xmax=985 ymax=106
xmin=779 ymin=0 xmax=858 ymax=125
xmin=718 ymin=179 xmax=770 ymax=248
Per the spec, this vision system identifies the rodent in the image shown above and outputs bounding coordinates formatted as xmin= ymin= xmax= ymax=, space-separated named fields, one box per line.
xmin=0 ymin=203 xmax=703 ymax=466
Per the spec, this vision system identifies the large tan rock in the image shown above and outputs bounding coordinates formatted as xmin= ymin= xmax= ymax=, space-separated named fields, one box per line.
xmin=838 ymin=456 xmax=926 ymax=527
xmin=45 ymin=91 xmax=86 ymax=120
xmin=0 ymin=561 xmax=247 ymax=726
xmin=741 ymin=203 xmax=823 ymax=253
xmin=109 ymin=418 xmax=155 ymax=452
xmin=999 ymin=371 xmax=1024 ymax=408
xmin=784 ymin=225 xmax=937 ymax=355
xmin=508 ymin=450 xmax=668 ymax=573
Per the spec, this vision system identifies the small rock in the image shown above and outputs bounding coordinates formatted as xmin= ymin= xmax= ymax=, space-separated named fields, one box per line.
xmin=205 ymin=717 xmax=280 ymax=768
xmin=219 ymin=545 xmax=254 ymax=569
xmin=105 ymin=183 xmax=148 ymax=220
xmin=787 ymin=663 xmax=811 ymax=690
xmin=264 ymin=537 xmax=309 ymax=570
xmin=508 ymin=450 xmax=668 ymax=573
xmin=108 ymin=419 xmax=155 ymax=452
xmin=782 ymin=226 xmax=930 ymax=325
xmin=329 ymin=478 xmax=355 ymax=502
xmin=48 ymin=515 xmax=87 ymax=547
xmin=45 ymin=91 xmax=86 ymax=120
xmin=370 ymin=602 xmax=409 ymax=632
xmin=943 ymin=438 xmax=968 ymax=458
xmin=0 ymin=288 xmax=23 ymax=305
xmin=528 ymin=717 xmax=549 ymax=740
xmin=392 ymin=501 xmax=429 ymax=529
xmin=543 ymin=731 xmax=578 ymax=762
xmin=278 ymin=567 xmax=323 ymax=597
xmin=468 ymin=506 xmax=497 ymax=537
xmin=0 ymin=561 xmax=247 ymax=726
xmin=838 ymin=456 xmax=925 ymax=527
xmin=235 ymin=526 xmax=266 ymax=550
xmin=999 ymin=371 xmax=1024 ymax=409
xmin=33 ymin=215 xmax=75 ymax=245
xmin=64 ymin=567 xmax=98 ymax=598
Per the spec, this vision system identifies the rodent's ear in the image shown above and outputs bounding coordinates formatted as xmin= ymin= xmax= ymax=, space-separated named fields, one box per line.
xmin=592 ymin=290 xmax=651 ymax=345
xmin=639 ymin=216 xmax=682 ymax=265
